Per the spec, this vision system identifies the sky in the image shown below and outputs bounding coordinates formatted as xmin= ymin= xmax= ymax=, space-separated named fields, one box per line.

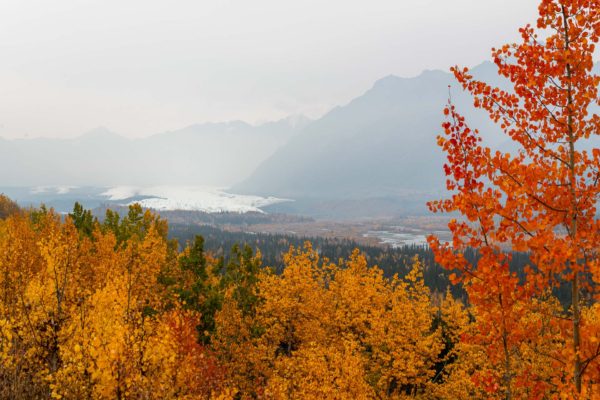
xmin=0 ymin=0 xmax=540 ymax=139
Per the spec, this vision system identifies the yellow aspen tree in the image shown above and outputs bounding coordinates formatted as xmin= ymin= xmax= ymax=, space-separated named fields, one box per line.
xmin=265 ymin=339 xmax=374 ymax=400
xmin=0 ymin=213 xmax=49 ymax=397
xmin=367 ymin=258 xmax=442 ymax=398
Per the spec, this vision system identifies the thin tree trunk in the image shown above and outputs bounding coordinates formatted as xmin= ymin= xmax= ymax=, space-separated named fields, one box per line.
xmin=561 ymin=5 xmax=582 ymax=393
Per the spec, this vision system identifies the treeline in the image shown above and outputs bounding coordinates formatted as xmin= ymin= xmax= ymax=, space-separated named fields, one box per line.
xmin=0 ymin=201 xmax=504 ymax=398
xmin=170 ymin=223 xmax=461 ymax=297
xmin=170 ymin=224 xmax=545 ymax=301
xmin=171 ymin=224 xmax=580 ymax=306
xmin=93 ymin=205 xmax=313 ymax=226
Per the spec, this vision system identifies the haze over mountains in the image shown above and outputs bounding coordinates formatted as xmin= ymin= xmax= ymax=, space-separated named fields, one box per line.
xmin=0 ymin=115 xmax=310 ymax=187
xmin=4 ymin=61 xmax=597 ymax=218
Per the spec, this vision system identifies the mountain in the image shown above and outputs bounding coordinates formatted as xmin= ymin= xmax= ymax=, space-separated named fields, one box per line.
xmin=233 ymin=62 xmax=506 ymax=217
xmin=0 ymin=116 xmax=310 ymax=187
xmin=235 ymin=61 xmax=600 ymax=219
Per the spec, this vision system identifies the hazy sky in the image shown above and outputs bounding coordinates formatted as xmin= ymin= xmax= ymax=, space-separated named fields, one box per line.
xmin=0 ymin=0 xmax=540 ymax=139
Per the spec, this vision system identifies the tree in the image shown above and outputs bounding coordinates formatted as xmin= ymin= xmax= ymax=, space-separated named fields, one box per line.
xmin=428 ymin=0 xmax=600 ymax=396
xmin=0 ymin=194 xmax=19 ymax=220
xmin=169 ymin=235 xmax=223 ymax=344
xmin=213 ymin=244 xmax=446 ymax=398
xmin=0 ymin=204 xmax=233 ymax=399
xmin=70 ymin=202 xmax=96 ymax=238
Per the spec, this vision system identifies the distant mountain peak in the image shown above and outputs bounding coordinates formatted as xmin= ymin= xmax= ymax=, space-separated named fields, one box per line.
xmin=469 ymin=60 xmax=500 ymax=79
xmin=245 ymin=115 xmax=312 ymax=132
xmin=370 ymin=69 xmax=448 ymax=92
xmin=226 ymin=120 xmax=253 ymax=129
xmin=419 ymin=68 xmax=447 ymax=77
xmin=79 ymin=126 xmax=123 ymax=140
xmin=371 ymin=63 xmax=497 ymax=92
xmin=372 ymin=74 xmax=403 ymax=88
xmin=279 ymin=114 xmax=312 ymax=129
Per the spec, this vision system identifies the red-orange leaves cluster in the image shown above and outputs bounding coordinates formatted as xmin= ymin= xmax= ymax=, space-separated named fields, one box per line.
xmin=429 ymin=0 xmax=600 ymax=397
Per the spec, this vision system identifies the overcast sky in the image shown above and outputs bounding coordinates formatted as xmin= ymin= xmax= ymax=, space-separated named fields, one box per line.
xmin=0 ymin=0 xmax=540 ymax=139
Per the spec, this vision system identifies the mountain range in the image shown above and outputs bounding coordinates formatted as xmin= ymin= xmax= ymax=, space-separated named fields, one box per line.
xmin=0 ymin=116 xmax=310 ymax=187
xmin=4 ymin=61 xmax=596 ymax=218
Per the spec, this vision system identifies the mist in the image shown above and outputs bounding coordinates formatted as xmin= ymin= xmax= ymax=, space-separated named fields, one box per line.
xmin=0 ymin=0 xmax=539 ymax=139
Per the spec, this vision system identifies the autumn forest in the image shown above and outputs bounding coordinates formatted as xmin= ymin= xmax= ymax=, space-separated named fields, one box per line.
xmin=1 ymin=0 xmax=600 ymax=399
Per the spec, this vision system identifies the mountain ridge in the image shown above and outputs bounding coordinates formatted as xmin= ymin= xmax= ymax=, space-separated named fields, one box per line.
xmin=0 ymin=116 xmax=311 ymax=187
xmin=230 ymin=62 xmax=518 ymax=216
xmin=234 ymin=61 xmax=599 ymax=218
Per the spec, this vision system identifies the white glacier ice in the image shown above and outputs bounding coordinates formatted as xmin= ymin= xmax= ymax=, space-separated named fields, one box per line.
xmin=101 ymin=186 xmax=290 ymax=213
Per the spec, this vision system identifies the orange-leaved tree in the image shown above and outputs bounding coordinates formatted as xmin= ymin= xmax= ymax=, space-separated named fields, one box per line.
xmin=429 ymin=0 xmax=600 ymax=397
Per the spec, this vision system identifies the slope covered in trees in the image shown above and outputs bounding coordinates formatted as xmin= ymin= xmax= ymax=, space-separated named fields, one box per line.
xmin=0 ymin=203 xmax=460 ymax=398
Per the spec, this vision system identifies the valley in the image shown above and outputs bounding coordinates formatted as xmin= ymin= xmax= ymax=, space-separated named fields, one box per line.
xmin=0 ymin=185 xmax=452 ymax=250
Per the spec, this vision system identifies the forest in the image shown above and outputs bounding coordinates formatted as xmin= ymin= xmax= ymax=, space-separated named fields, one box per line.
xmin=0 ymin=199 xmax=472 ymax=399
xmin=171 ymin=223 xmax=532 ymax=300
xmin=0 ymin=199 xmax=553 ymax=399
